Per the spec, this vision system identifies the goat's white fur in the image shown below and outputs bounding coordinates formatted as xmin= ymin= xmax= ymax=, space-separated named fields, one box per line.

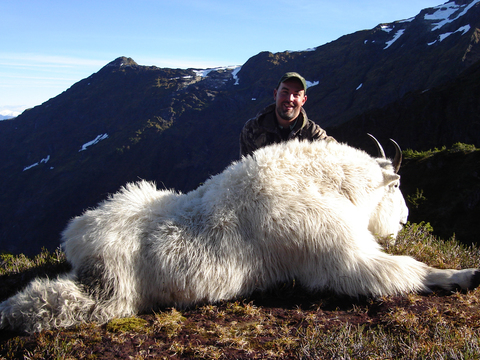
xmin=1 ymin=139 xmax=478 ymax=333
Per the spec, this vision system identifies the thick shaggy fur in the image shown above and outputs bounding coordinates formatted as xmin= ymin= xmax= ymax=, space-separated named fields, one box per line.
xmin=1 ymin=140 xmax=479 ymax=333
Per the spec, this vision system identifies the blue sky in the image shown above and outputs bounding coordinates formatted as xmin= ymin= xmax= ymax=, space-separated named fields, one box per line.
xmin=1 ymin=0 xmax=443 ymax=116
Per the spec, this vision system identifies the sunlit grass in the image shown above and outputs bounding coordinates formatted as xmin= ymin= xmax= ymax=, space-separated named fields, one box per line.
xmin=1 ymin=222 xmax=480 ymax=359
xmin=0 ymin=247 xmax=66 ymax=276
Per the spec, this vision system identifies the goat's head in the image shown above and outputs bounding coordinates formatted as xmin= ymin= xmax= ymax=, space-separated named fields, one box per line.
xmin=367 ymin=134 xmax=409 ymax=242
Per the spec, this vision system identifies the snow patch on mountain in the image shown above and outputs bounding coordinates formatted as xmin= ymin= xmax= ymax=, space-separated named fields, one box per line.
xmin=232 ymin=66 xmax=241 ymax=85
xmin=79 ymin=134 xmax=109 ymax=152
xmin=428 ymin=24 xmax=472 ymax=45
xmin=425 ymin=0 xmax=480 ymax=31
xmin=381 ymin=25 xmax=394 ymax=33
xmin=193 ymin=65 xmax=241 ymax=78
xmin=23 ymin=155 xmax=51 ymax=172
xmin=384 ymin=29 xmax=406 ymax=49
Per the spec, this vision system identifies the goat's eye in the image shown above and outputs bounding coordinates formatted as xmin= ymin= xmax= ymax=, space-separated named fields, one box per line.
xmin=390 ymin=182 xmax=399 ymax=190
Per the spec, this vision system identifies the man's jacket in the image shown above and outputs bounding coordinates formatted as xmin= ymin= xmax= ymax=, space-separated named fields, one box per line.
xmin=239 ymin=103 xmax=332 ymax=157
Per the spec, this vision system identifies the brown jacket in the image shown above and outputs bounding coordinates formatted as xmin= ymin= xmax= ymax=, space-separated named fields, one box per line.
xmin=239 ymin=104 xmax=332 ymax=157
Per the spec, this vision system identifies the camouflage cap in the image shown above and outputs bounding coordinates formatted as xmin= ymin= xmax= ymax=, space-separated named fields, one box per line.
xmin=276 ymin=72 xmax=307 ymax=92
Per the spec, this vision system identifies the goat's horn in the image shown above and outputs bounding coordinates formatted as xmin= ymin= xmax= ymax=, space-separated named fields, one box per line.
xmin=367 ymin=133 xmax=386 ymax=159
xmin=389 ymin=139 xmax=402 ymax=173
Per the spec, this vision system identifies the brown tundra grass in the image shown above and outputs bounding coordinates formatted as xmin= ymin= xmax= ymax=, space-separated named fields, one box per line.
xmin=1 ymin=222 xmax=480 ymax=359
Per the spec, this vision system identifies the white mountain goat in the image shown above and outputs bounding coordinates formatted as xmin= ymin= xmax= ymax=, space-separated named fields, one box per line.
xmin=1 ymin=137 xmax=479 ymax=334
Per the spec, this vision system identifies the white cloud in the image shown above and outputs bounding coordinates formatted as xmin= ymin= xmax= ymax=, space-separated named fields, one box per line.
xmin=0 ymin=54 xmax=108 ymax=109
xmin=0 ymin=105 xmax=28 ymax=116
xmin=0 ymin=109 xmax=21 ymax=117
xmin=0 ymin=53 xmax=107 ymax=69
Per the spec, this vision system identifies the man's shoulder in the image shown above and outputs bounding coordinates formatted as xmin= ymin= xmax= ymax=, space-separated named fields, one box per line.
xmin=242 ymin=117 xmax=259 ymax=133
xmin=305 ymin=118 xmax=322 ymax=129
xmin=243 ymin=104 xmax=276 ymax=130
xmin=300 ymin=117 xmax=329 ymax=140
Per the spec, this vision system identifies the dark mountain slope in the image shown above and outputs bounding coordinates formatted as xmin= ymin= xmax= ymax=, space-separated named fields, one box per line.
xmin=329 ymin=57 xmax=480 ymax=151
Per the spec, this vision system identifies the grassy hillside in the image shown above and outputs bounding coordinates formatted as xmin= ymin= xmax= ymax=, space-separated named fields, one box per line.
xmin=400 ymin=143 xmax=480 ymax=246
xmin=1 ymin=223 xmax=480 ymax=359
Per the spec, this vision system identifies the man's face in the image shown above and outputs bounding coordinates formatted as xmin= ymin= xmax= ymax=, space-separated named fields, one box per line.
xmin=274 ymin=79 xmax=307 ymax=123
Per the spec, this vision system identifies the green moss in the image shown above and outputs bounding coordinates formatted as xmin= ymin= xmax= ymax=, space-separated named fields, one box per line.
xmin=451 ymin=142 xmax=477 ymax=152
xmin=403 ymin=146 xmax=446 ymax=160
xmin=106 ymin=317 xmax=149 ymax=333
xmin=403 ymin=143 xmax=477 ymax=160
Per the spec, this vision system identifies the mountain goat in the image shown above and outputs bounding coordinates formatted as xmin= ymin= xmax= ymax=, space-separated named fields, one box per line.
xmin=1 ymin=137 xmax=479 ymax=334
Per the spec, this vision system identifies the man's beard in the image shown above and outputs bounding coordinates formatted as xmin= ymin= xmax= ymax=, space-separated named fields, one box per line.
xmin=277 ymin=103 xmax=298 ymax=121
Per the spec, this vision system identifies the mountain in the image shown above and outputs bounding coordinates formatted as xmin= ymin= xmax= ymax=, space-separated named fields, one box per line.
xmin=1 ymin=0 xmax=480 ymax=255
xmin=329 ymin=54 xmax=480 ymax=151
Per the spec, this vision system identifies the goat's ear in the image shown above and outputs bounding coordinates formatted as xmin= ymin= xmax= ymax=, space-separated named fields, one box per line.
xmin=383 ymin=173 xmax=400 ymax=185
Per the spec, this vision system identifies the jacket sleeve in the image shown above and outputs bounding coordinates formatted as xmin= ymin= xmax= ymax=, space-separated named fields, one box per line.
xmin=239 ymin=119 xmax=257 ymax=158
xmin=310 ymin=122 xmax=335 ymax=142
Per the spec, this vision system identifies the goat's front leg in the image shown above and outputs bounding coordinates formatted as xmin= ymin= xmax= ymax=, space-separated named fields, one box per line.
xmin=424 ymin=268 xmax=480 ymax=292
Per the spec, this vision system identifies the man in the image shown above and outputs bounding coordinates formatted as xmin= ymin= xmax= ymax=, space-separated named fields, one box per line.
xmin=239 ymin=72 xmax=333 ymax=157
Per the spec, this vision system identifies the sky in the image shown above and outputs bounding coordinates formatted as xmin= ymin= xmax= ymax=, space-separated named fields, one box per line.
xmin=1 ymin=0 xmax=444 ymax=116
